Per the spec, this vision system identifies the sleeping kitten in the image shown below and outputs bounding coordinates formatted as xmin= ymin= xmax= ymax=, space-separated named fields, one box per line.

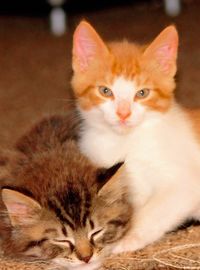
xmin=0 ymin=112 xmax=132 ymax=270
xmin=72 ymin=21 xmax=200 ymax=253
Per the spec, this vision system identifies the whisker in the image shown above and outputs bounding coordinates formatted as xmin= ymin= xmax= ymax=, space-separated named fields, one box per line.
xmin=106 ymin=257 xmax=153 ymax=262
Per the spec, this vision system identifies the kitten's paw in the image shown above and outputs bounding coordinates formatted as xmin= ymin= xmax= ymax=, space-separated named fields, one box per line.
xmin=112 ymin=235 xmax=144 ymax=254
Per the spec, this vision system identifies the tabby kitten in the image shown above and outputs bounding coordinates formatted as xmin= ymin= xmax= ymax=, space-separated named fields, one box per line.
xmin=72 ymin=21 xmax=200 ymax=253
xmin=0 ymin=113 xmax=132 ymax=270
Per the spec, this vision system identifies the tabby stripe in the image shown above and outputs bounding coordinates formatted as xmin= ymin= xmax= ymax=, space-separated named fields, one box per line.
xmin=81 ymin=186 xmax=91 ymax=226
xmin=62 ymin=225 xmax=67 ymax=237
xmin=48 ymin=200 xmax=75 ymax=230
xmin=52 ymin=195 xmax=75 ymax=224
xmin=90 ymin=219 xmax=94 ymax=229
xmin=82 ymin=210 xmax=90 ymax=226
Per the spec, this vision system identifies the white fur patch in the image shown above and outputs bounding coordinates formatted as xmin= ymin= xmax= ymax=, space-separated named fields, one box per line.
xmin=110 ymin=76 xmax=136 ymax=99
xmin=79 ymin=91 xmax=200 ymax=254
xmin=79 ymin=76 xmax=147 ymax=166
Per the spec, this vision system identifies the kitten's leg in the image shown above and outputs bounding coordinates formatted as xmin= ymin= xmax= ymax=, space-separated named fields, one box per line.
xmin=113 ymin=190 xmax=194 ymax=254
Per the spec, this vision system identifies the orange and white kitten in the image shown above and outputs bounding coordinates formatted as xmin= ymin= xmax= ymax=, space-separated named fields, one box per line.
xmin=71 ymin=21 xmax=200 ymax=253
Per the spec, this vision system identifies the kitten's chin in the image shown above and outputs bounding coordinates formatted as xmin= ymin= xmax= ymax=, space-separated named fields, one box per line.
xmin=110 ymin=122 xmax=135 ymax=134
xmin=51 ymin=258 xmax=102 ymax=270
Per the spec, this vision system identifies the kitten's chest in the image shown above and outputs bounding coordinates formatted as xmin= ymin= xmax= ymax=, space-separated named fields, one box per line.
xmin=79 ymin=128 xmax=128 ymax=167
xmin=126 ymin=118 xmax=200 ymax=206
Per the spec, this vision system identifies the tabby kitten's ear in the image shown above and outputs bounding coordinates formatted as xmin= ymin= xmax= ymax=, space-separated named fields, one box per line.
xmin=143 ymin=26 xmax=178 ymax=76
xmin=72 ymin=21 xmax=109 ymax=73
xmin=2 ymin=188 xmax=41 ymax=226
xmin=96 ymin=162 xmax=124 ymax=192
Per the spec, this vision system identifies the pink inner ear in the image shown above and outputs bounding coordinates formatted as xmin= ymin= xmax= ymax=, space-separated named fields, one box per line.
xmin=8 ymin=202 xmax=29 ymax=216
xmin=156 ymin=44 xmax=176 ymax=72
xmin=74 ymin=26 xmax=98 ymax=71
xmin=144 ymin=26 xmax=178 ymax=75
xmin=157 ymin=44 xmax=174 ymax=56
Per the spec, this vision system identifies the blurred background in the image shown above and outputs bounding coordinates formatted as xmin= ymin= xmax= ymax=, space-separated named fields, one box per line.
xmin=0 ymin=0 xmax=200 ymax=148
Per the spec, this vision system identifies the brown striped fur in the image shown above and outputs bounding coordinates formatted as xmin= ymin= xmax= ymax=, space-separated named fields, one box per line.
xmin=0 ymin=111 xmax=132 ymax=269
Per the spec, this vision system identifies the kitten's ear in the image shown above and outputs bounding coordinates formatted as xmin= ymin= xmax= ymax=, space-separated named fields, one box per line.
xmin=72 ymin=21 xmax=109 ymax=73
xmin=2 ymin=188 xmax=41 ymax=226
xmin=143 ymin=26 xmax=178 ymax=76
xmin=96 ymin=162 xmax=124 ymax=192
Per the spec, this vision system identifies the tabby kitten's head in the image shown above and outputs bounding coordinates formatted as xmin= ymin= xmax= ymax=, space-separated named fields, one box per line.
xmin=72 ymin=21 xmax=178 ymax=133
xmin=1 ymin=141 xmax=132 ymax=270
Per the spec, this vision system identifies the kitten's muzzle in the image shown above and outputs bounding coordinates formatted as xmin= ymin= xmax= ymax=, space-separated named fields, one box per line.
xmin=75 ymin=238 xmax=93 ymax=264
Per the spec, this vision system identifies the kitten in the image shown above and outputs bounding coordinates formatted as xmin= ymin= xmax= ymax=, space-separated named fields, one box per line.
xmin=72 ymin=21 xmax=200 ymax=253
xmin=0 ymin=112 xmax=133 ymax=270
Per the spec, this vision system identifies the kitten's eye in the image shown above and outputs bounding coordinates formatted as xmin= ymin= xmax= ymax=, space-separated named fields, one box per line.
xmin=98 ymin=86 xmax=113 ymax=98
xmin=53 ymin=239 xmax=74 ymax=251
xmin=135 ymin=88 xmax=150 ymax=99
xmin=89 ymin=228 xmax=104 ymax=243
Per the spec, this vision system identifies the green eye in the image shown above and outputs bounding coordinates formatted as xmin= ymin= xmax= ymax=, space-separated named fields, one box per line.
xmin=98 ymin=86 xmax=113 ymax=98
xmin=136 ymin=88 xmax=150 ymax=99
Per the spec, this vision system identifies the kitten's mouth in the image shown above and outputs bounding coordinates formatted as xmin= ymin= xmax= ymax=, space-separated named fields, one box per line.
xmin=119 ymin=120 xmax=131 ymax=126
xmin=110 ymin=123 xmax=133 ymax=135
xmin=114 ymin=120 xmax=134 ymax=129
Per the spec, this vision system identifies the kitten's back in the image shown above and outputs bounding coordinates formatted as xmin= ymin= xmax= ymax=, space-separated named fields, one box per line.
xmin=15 ymin=110 xmax=81 ymax=157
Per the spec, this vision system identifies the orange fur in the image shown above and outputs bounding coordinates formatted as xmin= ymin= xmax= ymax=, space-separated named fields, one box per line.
xmin=72 ymin=22 xmax=177 ymax=112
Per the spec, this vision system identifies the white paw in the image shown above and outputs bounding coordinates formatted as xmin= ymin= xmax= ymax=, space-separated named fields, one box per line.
xmin=112 ymin=235 xmax=145 ymax=254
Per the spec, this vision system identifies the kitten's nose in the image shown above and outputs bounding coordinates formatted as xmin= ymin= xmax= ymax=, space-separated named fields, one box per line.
xmin=117 ymin=110 xmax=131 ymax=121
xmin=75 ymin=237 xmax=93 ymax=263
xmin=80 ymin=254 xmax=92 ymax=263
xmin=76 ymin=248 xmax=93 ymax=263
xmin=116 ymin=100 xmax=131 ymax=121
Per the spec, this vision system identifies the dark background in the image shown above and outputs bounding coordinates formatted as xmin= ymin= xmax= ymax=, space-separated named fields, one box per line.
xmin=0 ymin=0 xmax=148 ymax=15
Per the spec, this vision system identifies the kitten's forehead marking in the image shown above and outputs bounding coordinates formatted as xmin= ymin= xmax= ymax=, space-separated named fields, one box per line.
xmin=111 ymin=76 xmax=136 ymax=100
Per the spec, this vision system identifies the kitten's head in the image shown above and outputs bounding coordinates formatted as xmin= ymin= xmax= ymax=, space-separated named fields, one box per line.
xmin=1 ymin=141 xmax=132 ymax=270
xmin=72 ymin=21 xmax=178 ymax=133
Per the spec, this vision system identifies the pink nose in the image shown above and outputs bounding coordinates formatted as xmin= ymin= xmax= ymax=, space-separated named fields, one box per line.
xmin=116 ymin=101 xmax=131 ymax=121
xmin=80 ymin=255 xmax=92 ymax=263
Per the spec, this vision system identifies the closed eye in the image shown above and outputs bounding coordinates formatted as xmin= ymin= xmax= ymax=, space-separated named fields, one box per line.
xmin=23 ymin=238 xmax=47 ymax=252
xmin=54 ymin=240 xmax=71 ymax=243
xmin=52 ymin=239 xmax=74 ymax=251
xmin=89 ymin=228 xmax=104 ymax=243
